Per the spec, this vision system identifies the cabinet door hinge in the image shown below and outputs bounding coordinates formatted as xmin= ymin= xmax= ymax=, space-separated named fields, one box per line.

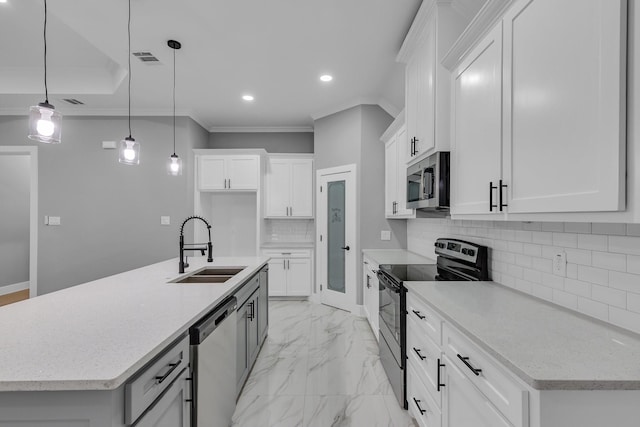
xmin=320 ymin=284 xmax=323 ymax=291
xmin=320 ymin=186 xmax=323 ymax=192
xmin=320 ymin=235 xmax=323 ymax=242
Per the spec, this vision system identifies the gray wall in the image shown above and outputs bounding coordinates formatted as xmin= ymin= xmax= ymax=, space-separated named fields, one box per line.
xmin=314 ymin=104 xmax=407 ymax=304
xmin=0 ymin=116 xmax=208 ymax=295
xmin=0 ymin=154 xmax=30 ymax=287
xmin=209 ymin=132 xmax=314 ymax=153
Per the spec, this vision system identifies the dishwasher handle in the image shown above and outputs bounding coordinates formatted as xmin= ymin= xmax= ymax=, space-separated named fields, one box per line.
xmin=191 ymin=296 xmax=237 ymax=344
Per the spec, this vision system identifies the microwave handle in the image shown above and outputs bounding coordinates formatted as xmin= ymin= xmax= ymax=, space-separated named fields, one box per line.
xmin=419 ymin=168 xmax=425 ymax=200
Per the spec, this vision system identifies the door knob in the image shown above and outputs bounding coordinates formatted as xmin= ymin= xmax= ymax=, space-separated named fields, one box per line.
xmin=341 ymin=246 xmax=350 ymax=251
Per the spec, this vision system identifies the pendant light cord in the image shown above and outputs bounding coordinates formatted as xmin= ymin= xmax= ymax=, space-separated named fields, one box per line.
xmin=127 ymin=0 xmax=132 ymax=139
xmin=43 ymin=0 xmax=48 ymax=103
xmin=173 ymin=46 xmax=176 ymax=155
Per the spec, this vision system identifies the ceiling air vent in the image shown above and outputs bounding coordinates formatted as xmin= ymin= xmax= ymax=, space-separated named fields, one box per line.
xmin=132 ymin=51 xmax=160 ymax=63
xmin=62 ymin=98 xmax=84 ymax=105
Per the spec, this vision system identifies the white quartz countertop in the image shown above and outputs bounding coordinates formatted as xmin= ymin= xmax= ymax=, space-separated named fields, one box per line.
xmin=405 ymin=281 xmax=640 ymax=390
xmin=0 ymin=256 xmax=269 ymax=392
xmin=362 ymin=249 xmax=435 ymax=265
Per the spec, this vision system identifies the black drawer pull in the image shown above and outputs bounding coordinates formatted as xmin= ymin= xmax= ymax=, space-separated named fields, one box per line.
xmin=437 ymin=358 xmax=445 ymax=391
xmin=413 ymin=398 xmax=426 ymax=415
xmin=412 ymin=309 xmax=426 ymax=320
xmin=413 ymin=347 xmax=426 ymax=360
xmin=155 ymin=361 xmax=180 ymax=384
xmin=457 ymin=354 xmax=482 ymax=376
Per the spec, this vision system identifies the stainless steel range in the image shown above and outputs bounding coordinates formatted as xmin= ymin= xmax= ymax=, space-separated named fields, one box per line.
xmin=377 ymin=238 xmax=489 ymax=409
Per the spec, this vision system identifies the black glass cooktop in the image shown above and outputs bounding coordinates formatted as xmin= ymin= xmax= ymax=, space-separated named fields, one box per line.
xmin=378 ymin=264 xmax=439 ymax=283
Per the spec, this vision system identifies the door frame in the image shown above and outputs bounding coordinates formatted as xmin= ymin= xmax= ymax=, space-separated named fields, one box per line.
xmin=316 ymin=163 xmax=358 ymax=313
xmin=0 ymin=146 xmax=38 ymax=297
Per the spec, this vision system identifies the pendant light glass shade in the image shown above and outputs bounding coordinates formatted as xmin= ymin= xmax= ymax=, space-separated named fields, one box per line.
xmin=167 ymin=153 xmax=182 ymax=176
xmin=118 ymin=136 xmax=140 ymax=165
xmin=28 ymin=102 xmax=62 ymax=143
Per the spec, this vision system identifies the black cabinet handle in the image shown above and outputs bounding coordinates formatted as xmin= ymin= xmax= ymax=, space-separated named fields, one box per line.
xmin=489 ymin=181 xmax=497 ymax=211
xmin=499 ymin=180 xmax=508 ymax=211
xmin=437 ymin=358 xmax=445 ymax=391
xmin=457 ymin=354 xmax=482 ymax=376
xmin=341 ymin=246 xmax=350 ymax=251
xmin=412 ymin=398 xmax=426 ymax=415
xmin=413 ymin=347 xmax=426 ymax=360
xmin=412 ymin=309 xmax=426 ymax=320
xmin=155 ymin=361 xmax=180 ymax=384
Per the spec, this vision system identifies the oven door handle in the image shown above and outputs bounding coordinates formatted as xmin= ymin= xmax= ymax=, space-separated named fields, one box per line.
xmin=377 ymin=274 xmax=401 ymax=293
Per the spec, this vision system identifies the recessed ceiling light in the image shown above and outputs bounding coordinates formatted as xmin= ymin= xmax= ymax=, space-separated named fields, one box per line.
xmin=0 ymin=1 xmax=8 ymax=4
xmin=320 ymin=75 xmax=333 ymax=82
xmin=242 ymin=95 xmax=254 ymax=101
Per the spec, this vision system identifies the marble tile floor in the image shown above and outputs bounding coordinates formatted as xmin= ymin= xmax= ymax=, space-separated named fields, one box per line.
xmin=231 ymin=300 xmax=417 ymax=427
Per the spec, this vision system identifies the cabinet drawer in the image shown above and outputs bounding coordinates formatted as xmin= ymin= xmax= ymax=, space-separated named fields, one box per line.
xmin=407 ymin=314 xmax=443 ymax=407
xmin=406 ymin=292 xmax=443 ymax=345
xmin=443 ymin=325 xmax=528 ymax=427
xmin=262 ymin=249 xmax=311 ymax=259
xmin=125 ymin=334 xmax=190 ymax=425
xmin=407 ymin=360 xmax=442 ymax=427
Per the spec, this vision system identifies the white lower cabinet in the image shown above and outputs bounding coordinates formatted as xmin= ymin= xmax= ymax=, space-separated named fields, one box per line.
xmin=263 ymin=249 xmax=312 ymax=297
xmin=362 ymin=256 xmax=379 ymax=340
xmin=407 ymin=360 xmax=442 ymax=427
xmin=441 ymin=354 xmax=512 ymax=427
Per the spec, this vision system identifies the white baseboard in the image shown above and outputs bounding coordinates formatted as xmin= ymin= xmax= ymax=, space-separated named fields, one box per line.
xmin=0 ymin=281 xmax=29 ymax=296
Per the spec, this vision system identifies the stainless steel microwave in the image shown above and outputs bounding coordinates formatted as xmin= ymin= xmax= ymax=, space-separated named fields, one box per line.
xmin=406 ymin=151 xmax=450 ymax=212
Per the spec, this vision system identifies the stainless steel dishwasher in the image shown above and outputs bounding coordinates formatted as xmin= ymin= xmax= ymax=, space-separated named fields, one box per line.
xmin=190 ymin=296 xmax=237 ymax=427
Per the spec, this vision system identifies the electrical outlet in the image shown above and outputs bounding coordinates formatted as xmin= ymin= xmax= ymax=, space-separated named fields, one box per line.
xmin=381 ymin=230 xmax=391 ymax=241
xmin=553 ymin=251 xmax=567 ymax=276
xmin=160 ymin=216 xmax=171 ymax=226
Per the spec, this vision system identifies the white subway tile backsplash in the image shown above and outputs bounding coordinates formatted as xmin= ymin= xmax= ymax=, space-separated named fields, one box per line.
xmin=609 ymin=271 xmax=640 ymax=295
xmin=577 ymin=265 xmax=609 ymax=286
xmin=608 ymin=236 xmax=640 ymax=256
xmin=553 ymin=289 xmax=578 ymax=309
xmin=591 ymin=284 xmax=626 ymax=308
xmin=564 ymin=248 xmax=591 ymax=266
xmin=592 ymin=251 xmax=626 ymax=272
xmin=542 ymin=273 xmax=564 ymax=290
xmin=552 ymin=232 xmax=578 ymax=248
xmin=407 ymin=218 xmax=640 ymax=335
xmin=564 ymin=279 xmax=591 ymax=297
xmin=609 ymin=307 xmax=640 ymax=333
xmin=577 ymin=297 xmax=609 ymax=321
xmin=577 ymin=234 xmax=608 ymax=251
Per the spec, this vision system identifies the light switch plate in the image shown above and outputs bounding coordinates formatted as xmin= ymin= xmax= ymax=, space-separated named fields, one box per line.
xmin=48 ymin=216 xmax=61 ymax=226
xmin=160 ymin=216 xmax=171 ymax=226
xmin=102 ymin=141 xmax=117 ymax=149
xmin=381 ymin=230 xmax=391 ymax=241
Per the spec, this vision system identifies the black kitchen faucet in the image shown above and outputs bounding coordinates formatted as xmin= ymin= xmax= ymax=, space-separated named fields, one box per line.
xmin=179 ymin=215 xmax=213 ymax=273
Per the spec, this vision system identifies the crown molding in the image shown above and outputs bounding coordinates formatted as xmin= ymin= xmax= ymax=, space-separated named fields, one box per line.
xmin=442 ymin=0 xmax=514 ymax=70
xmin=380 ymin=109 xmax=406 ymax=143
xmin=208 ymin=126 xmax=314 ymax=133
xmin=396 ymin=0 xmax=442 ymax=63
xmin=377 ymin=98 xmax=401 ymax=118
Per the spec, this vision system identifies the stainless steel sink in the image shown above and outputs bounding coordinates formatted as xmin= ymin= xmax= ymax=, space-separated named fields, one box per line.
xmin=171 ymin=266 xmax=246 ymax=284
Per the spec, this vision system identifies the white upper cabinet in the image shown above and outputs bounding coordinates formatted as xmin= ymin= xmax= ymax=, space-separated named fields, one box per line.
xmin=198 ymin=155 xmax=259 ymax=191
xmin=399 ymin=0 xmax=469 ymax=165
xmin=502 ymin=0 xmax=626 ymax=213
xmin=451 ymin=24 xmax=504 ymax=216
xmin=448 ymin=0 xmax=626 ymax=217
xmin=265 ymin=156 xmax=313 ymax=218
xmin=382 ymin=112 xmax=415 ymax=219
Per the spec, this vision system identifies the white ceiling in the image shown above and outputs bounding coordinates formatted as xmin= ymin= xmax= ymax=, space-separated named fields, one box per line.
xmin=0 ymin=0 xmax=423 ymax=130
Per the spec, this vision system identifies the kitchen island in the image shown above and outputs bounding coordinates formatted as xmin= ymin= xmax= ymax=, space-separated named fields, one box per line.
xmin=0 ymin=256 xmax=269 ymax=425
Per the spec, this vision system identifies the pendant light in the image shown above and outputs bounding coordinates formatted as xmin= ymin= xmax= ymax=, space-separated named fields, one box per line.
xmin=28 ymin=0 xmax=62 ymax=144
xmin=118 ymin=0 xmax=140 ymax=165
xmin=167 ymin=39 xmax=182 ymax=176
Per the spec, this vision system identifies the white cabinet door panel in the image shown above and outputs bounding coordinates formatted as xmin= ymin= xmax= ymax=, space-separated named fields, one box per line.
xmin=198 ymin=156 xmax=226 ymax=190
xmin=442 ymin=355 xmax=512 ymax=427
xmin=287 ymin=258 xmax=312 ymax=296
xmin=267 ymin=259 xmax=287 ymax=297
xmin=451 ymin=24 xmax=504 ymax=215
xmin=266 ymin=159 xmax=290 ymax=217
xmin=228 ymin=157 xmax=259 ymax=190
xmin=502 ymin=0 xmax=626 ymax=213
xmin=385 ymin=138 xmax=398 ymax=217
xmin=290 ymin=160 xmax=313 ymax=217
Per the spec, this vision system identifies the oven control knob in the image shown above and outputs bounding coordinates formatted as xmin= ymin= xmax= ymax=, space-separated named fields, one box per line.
xmin=461 ymin=248 xmax=468 ymax=255
xmin=435 ymin=242 xmax=444 ymax=249
xmin=463 ymin=249 xmax=475 ymax=256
